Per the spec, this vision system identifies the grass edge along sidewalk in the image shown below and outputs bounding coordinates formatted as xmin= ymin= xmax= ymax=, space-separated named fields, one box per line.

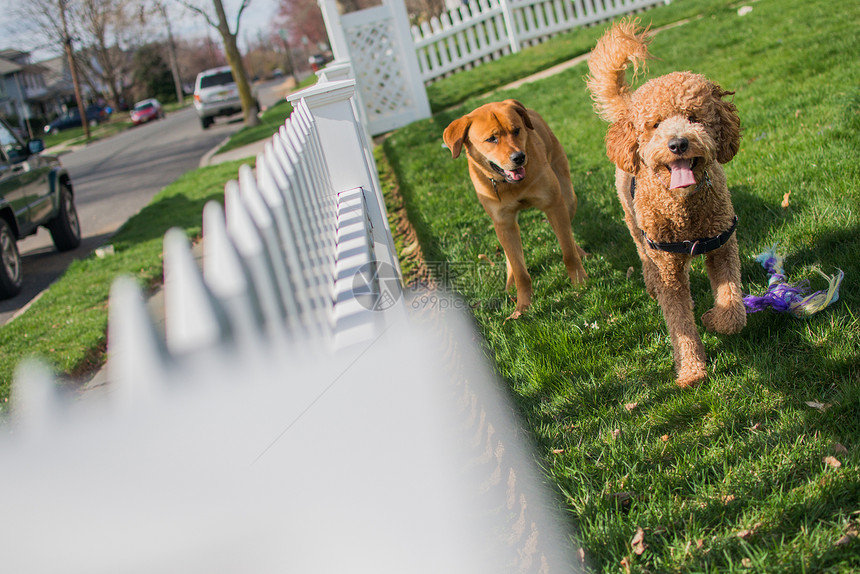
xmin=381 ymin=0 xmax=860 ymax=572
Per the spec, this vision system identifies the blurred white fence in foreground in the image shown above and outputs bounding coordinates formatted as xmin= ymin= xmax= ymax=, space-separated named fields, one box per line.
xmin=2 ymin=75 xmax=582 ymax=571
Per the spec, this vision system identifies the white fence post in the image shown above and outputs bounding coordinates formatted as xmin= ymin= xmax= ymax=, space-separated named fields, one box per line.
xmin=499 ymin=0 xmax=521 ymax=54
xmin=317 ymin=0 xmax=350 ymax=60
xmin=287 ymin=80 xmax=400 ymax=284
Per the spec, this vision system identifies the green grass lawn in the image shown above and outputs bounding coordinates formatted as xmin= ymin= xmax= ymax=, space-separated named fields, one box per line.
xmin=383 ymin=0 xmax=860 ymax=570
xmin=42 ymin=118 xmax=135 ymax=149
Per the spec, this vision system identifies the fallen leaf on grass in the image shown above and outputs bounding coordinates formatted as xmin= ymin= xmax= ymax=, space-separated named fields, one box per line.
xmin=781 ymin=190 xmax=791 ymax=209
xmin=823 ymin=456 xmax=842 ymax=469
xmin=504 ymin=310 xmax=522 ymax=323
xmin=834 ymin=443 xmax=849 ymax=455
xmin=620 ymin=557 xmax=631 ymax=573
xmin=661 ymin=434 xmax=670 ymax=442
xmin=624 ymin=402 xmax=638 ymax=412
xmin=631 ymin=527 xmax=647 ymax=555
xmin=400 ymin=242 xmax=419 ymax=257
xmin=737 ymin=523 xmax=762 ymax=540
xmin=552 ymin=448 xmax=565 ymax=454
xmin=805 ymin=400 xmax=829 ymax=411
xmin=477 ymin=253 xmax=495 ymax=266
xmin=835 ymin=525 xmax=858 ymax=548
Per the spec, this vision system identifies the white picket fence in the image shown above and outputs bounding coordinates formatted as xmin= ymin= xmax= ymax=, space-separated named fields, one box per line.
xmin=1 ymin=74 xmax=583 ymax=572
xmin=412 ymin=0 xmax=670 ymax=82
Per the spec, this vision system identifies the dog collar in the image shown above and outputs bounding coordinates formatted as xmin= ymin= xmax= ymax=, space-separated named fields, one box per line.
xmin=642 ymin=216 xmax=738 ymax=255
xmin=630 ymin=174 xmax=738 ymax=256
xmin=489 ymin=176 xmax=502 ymax=201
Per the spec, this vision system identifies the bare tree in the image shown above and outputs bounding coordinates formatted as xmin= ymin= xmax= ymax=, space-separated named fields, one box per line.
xmin=176 ymin=35 xmax=227 ymax=81
xmin=154 ymin=2 xmax=185 ymax=104
xmin=75 ymin=0 xmax=135 ymax=110
xmin=274 ymin=0 xmax=327 ymax=50
xmin=179 ymin=0 xmax=260 ymax=127
xmin=12 ymin=0 xmax=91 ymax=137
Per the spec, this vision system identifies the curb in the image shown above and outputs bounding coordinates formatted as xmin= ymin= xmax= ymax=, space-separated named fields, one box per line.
xmin=199 ymin=136 xmax=232 ymax=168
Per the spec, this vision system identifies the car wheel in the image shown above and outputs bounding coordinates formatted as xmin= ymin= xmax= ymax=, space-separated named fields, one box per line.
xmin=48 ymin=182 xmax=82 ymax=252
xmin=201 ymin=116 xmax=213 ymax=129
xmin=0 ymin=218 xmax=23 ymax=299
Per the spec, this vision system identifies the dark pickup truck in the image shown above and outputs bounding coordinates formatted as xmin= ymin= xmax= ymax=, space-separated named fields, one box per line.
xmin=0 ymin=117 xmax=81 ymax=299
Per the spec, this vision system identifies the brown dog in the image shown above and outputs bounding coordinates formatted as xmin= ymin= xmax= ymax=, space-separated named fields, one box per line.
xmin=586 ymin=20 xmax=746 ymax=387
xmin=443 ymin=100 xmax=587 ymax=316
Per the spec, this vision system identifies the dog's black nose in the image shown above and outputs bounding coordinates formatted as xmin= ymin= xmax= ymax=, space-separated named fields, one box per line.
xmin=511 ymin=151 xmax=526 ymax=166
xmin=668 ymin=137 xmax=689 ymax=155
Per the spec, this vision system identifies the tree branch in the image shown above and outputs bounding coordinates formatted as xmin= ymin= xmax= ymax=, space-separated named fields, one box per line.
xmin=177 ymin=0 xmax=218 ymax=29
xmin=234 ymin=0 xmax=252 ymax=35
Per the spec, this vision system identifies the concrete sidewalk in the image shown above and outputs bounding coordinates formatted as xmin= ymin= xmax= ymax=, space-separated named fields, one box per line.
xmin=199 ymin=137 xmax=268 ymax=168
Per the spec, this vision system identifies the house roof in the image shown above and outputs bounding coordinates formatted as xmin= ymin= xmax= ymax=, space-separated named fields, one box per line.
xmin=0 ymin=49 xmax=28 ymax=62
xmin=0 ymin=58 xmax=23 ymax=75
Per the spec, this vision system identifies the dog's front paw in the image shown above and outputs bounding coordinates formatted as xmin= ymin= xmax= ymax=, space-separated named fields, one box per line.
xmin=568 ymin=264 xmax=588 ymax=285
xmin=676 ymin=362 xmax=708 ymax=388
xmin=702 ymin=304 xmax=747 ymax=334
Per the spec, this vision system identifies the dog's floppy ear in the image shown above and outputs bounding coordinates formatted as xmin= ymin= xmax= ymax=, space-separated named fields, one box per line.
xmin=443 ymin=115 xmax=471 ymax=159
xmin=713 ymin=84 xmax=741 ymax=163
xmin=605 ymin=115 xmax=639 ymax=173
xmin=506 ymin=99 xmax=534 ymax=130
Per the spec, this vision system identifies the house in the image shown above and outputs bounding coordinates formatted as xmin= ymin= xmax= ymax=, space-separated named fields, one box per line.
xmin=0 ymin=49 xmax=56 ymax=138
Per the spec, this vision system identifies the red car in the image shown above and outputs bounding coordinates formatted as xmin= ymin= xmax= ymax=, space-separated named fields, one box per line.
xmin=130 ymin=98 xmax=165 ymax=125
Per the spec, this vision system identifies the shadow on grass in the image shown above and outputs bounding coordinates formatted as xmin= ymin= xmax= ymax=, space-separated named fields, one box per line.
xmin=111 ymin=192 xmax=225 ymax=253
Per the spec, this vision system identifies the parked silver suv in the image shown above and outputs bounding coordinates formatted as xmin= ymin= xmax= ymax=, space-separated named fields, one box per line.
xmin=192 ymin=66 xmax=258 ymax=129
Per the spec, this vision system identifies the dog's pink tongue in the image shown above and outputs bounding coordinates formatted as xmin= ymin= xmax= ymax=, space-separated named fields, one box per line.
xmin=669 ymin=159 xmax=696 ymax=189
xmin=505 ymin=167 xmax=526 ymax=182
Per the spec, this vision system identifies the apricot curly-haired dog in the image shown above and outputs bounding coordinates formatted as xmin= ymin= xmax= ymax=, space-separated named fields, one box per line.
xmin=586 ymin=19 xmax=746 ymax=387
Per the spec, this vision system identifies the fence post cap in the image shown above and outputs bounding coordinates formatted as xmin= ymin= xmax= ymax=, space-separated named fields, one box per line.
xmin=287 ymin=79 xmax=356 ymax=108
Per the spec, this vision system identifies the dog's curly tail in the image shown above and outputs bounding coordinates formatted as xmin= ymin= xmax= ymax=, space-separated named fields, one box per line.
xmin=586 ymin=17 xmax=652 ymax=123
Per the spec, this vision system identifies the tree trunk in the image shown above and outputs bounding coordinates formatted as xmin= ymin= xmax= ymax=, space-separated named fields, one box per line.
xmin=212 ymin=0 xmax=259 ymax=127
xmin=60 ymin=0 xmax=90 ymax=139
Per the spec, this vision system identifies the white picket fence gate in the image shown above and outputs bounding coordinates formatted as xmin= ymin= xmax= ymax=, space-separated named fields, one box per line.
xmin=1 ymin=75 xmax=583 ymax=572
xmin=413 ymin=0 xmax=671 ymax=82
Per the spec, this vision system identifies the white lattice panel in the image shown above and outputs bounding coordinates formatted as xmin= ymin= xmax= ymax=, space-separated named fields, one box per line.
xmin=338 ymin=1 xmax=431 ymax=135
xmin=345 ymin=18 xmax=413 ymax=133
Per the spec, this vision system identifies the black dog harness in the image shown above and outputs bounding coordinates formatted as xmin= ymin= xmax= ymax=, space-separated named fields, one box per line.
xmin=630 ymin=175 xmax=738 ymax=256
